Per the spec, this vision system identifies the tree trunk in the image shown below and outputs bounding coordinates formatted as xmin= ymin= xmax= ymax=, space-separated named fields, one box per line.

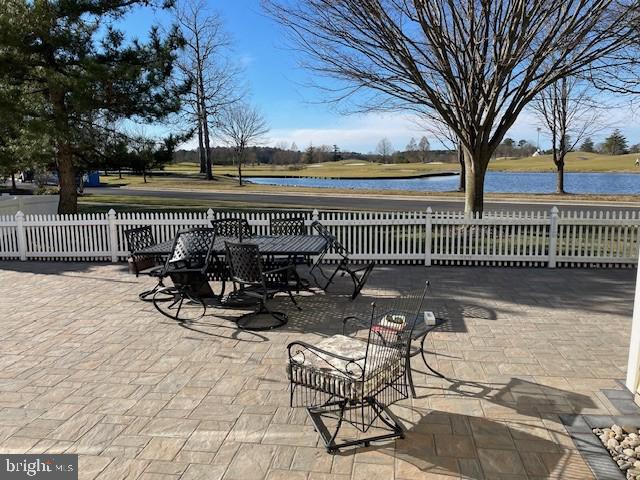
xmin=57 ymin=150 xmax=77 ymax=214
xmin=556 ymin=160 xmax=565 ymax=194
xmin=202 ymin=118 xmax=213 ymax=180
xmin=457 ymin=145 xmax=465 ymax=192
xmin=11 ymin=173 xmax=16 ymax=193
xmin=463 ymin=152 xmax=487 ymax=216
xmin=50 ymin=85 xmax=78 ymax=214
xmin=237 ymin=152 xmax=243 ymax=186
xmin=197 ymin=119 xmax=206 ymax=174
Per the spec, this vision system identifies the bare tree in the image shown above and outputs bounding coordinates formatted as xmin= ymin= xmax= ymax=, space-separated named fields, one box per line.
xmin=376 ymin=138 xmax=393 ymax=161
xmin=263 ymin=0 xmax=640 ymax=214
xmin=417 ymin=136 xmax=430 ymax=163
xmin=419 ymin=121 xmax=465 ymax=191
xmin=175 ymin=0 xmax=242 ymax=180
xmin=219 ymin=103 xmax=269 ymax=186
xmin=532 ymin=77 xmax=608 ymax=194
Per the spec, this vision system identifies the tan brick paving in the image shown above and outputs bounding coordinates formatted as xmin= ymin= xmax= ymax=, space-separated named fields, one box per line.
xmin=0 ymin=262 xmax=636 ymax=479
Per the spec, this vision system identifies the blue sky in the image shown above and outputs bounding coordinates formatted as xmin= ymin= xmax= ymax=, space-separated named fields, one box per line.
xmin=121 ymin=0 xmax=640 ymax=153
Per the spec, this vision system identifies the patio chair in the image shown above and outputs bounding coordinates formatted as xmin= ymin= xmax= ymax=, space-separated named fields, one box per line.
xmin=270 ymin=216 xmax=307 ymax=236
xmin=152 ymin=228 xmax=218 ymax=322
xmin=224 ymin=241 xmax=301 ymax=331
xmin=210 ymin=217 xmax=254 ymax=240
xmin=287 ymin=281 xmax=429 ymax=453
xmin=270 ymin=216 xmax=310 ymax=288
xmin=309 ymin=220 xmax=374 ymax=299
xmin=124 ymin=225 xmax=165 ymax=301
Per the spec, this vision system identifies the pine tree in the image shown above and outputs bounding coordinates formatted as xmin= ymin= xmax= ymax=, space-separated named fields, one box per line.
xmin=0 ymin=0 xmax=187 ymax=213
xmin=602 ymin=129 xmax=629 ymax=155
xmin=580 ymin=137 xmax=595 ymax=153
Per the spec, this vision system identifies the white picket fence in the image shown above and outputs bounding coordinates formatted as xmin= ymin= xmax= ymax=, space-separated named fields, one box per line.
xmin=0 ymin=207 xmax=638 ymax=267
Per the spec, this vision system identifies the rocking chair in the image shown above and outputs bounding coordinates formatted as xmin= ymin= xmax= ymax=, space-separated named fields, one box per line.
xmin=309 ymin=220 xmax=374 ymax=299
xmin=287 ymin=281 xmax=429 ymax=453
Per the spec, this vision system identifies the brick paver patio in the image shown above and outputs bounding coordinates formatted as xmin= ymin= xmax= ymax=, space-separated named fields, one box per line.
xmin=0 ymin=262 xmax=636 ymax=479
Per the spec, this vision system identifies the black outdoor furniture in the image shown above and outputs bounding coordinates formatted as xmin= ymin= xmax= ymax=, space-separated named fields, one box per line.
xmin=270 ymin=216 xmax=307 ymax=236
xmin=309 ymin=220 xmax=374 ymax=300
xmin=152 ymin=228 xmax=218 ymax=322
xmin=135 ymin=235 xmax=327 ymax=258
xmin=269 ymin=216 xmax=311 ymax=288
xmin=287 ymin=281 xmax=430 ymax=453
xmin=124 ymin=225 xmax=165 ymax=301
xmin=225 ymin=241 xmax=301 ymax=331
xmin=210 ymin=218 xmax=254 ymax=241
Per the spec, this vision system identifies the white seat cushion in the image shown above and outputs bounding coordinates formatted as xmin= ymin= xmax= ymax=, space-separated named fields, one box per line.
xmin=288 ymin=335 xmax=404 ymax=401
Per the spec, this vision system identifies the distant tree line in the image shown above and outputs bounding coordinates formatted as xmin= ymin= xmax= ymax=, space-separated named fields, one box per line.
xmin=173 ymin=141 xmax=460 ymax=166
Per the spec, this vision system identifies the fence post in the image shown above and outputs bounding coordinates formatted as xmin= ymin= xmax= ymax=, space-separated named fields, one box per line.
xmin=206 ymin=208 xmax=215 ymax=224
xmin=108 ymin=209 xmax=118 ymax=263
xmin=15 ymin=210 xmax=26 ymax=261
xmin=548 ymin=206 xmax=559 ymax=268
xmin=312 ymin=209 xmax=319 ymax=225
xmin=425 ymin=207 xmax=433 ymax=266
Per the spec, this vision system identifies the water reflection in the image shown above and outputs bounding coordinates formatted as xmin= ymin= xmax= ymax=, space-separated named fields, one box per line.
xmin=247 ymin=172 xmax=640 ymax=195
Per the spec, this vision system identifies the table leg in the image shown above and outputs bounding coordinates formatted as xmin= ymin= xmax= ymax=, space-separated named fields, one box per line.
xmin=420 ymin=329 xmax=445 ymax=378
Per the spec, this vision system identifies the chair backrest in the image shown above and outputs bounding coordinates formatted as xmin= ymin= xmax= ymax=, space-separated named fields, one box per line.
xmin=362 ymin=281 xmax=430 ymax=379
xmin=124 ymin=225 xmax=156 ymax=254
xmin=164 ymin=228 xmax=216 ymax=273
xmin=311 ymin=220 xmax=349 ymax=258
xmin=270 ymin=216 xmax=307 ymax=236
xmin=210 ymin=218 xmax=253 ymax=241
xmin=224 ymin=241 xmax=264 ymax=285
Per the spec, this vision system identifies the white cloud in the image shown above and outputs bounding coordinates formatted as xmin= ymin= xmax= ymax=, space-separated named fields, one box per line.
xmin=178 ymin=104 xmax=640 ymax=153
xmin=268 ymin=113 xmax=428 ymax=152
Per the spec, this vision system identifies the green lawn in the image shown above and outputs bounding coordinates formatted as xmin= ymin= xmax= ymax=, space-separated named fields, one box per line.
xmin=489 ymin=152 xmax=640 ymax=172
xmin=167 ymin=159 xmax=454 ymax=178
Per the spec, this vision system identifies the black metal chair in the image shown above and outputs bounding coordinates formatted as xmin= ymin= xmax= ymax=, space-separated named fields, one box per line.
xmin=210 ymin=218 xmax=254 ymax=240
xmin=270 ymin=216 xmax=307 ymax=236
xmin=124 ymin=225 xmax=165 ymax=301
xmin=224 ymin=241 xmax=300 ymax=331
xmin=270 ymin=216 xmax=311 ymax=288
xmin=287 ymin=281 xmax=430 ymax=453
xmin=309 ymin=220 xmax=374 ymax=299
xmin=152 ymin=228 xmax=217 ymax=322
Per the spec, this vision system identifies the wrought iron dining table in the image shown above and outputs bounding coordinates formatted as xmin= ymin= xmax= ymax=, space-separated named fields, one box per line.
xmin=134 ymin=235 xmax=328 ymax=258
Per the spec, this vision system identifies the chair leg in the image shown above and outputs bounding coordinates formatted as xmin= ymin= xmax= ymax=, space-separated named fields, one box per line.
xmin=349 ymin=263 xmax=374 ymax=300
xmin=286 ymin=286 xmax=302 ymax=310
xmin=139 ymin=279 xmax=164 ymax=302
xmin=327 ymin=400 xmax=347 ymax=451
xmin=307 ymin=397 xmax=405 ymax=454
xmin=324 ymin=260 xmax=344 ymax=290
xmin=406 ymin=354 xmax=417 ymax=399
xmin=236 ymin=294 xmax=288 ymax=331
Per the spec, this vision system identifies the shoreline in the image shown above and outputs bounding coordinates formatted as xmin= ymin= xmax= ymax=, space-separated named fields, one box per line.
xmin=222 ymin=171 xmax=459 ymax=180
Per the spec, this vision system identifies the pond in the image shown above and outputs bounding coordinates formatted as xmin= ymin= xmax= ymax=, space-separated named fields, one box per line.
xmin=247 ymin=171 xmax=640 ymax=195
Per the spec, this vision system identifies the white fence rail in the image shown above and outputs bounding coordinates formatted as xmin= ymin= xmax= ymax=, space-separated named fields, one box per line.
xmin=0 ymin=207 xmax=638 ymax=267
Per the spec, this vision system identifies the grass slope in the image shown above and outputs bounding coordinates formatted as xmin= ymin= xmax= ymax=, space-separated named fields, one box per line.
xmin=489 ymin=152 xmax=640 ymax=172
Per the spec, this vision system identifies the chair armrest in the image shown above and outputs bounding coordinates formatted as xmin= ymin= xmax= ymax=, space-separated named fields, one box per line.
xmin=287 ymin=340 xmax=366 ymax=380
xmin=287 ymin=340 xmax=365 ymax=364
xmin=342 ymin=315 xmax=369 ymax=336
